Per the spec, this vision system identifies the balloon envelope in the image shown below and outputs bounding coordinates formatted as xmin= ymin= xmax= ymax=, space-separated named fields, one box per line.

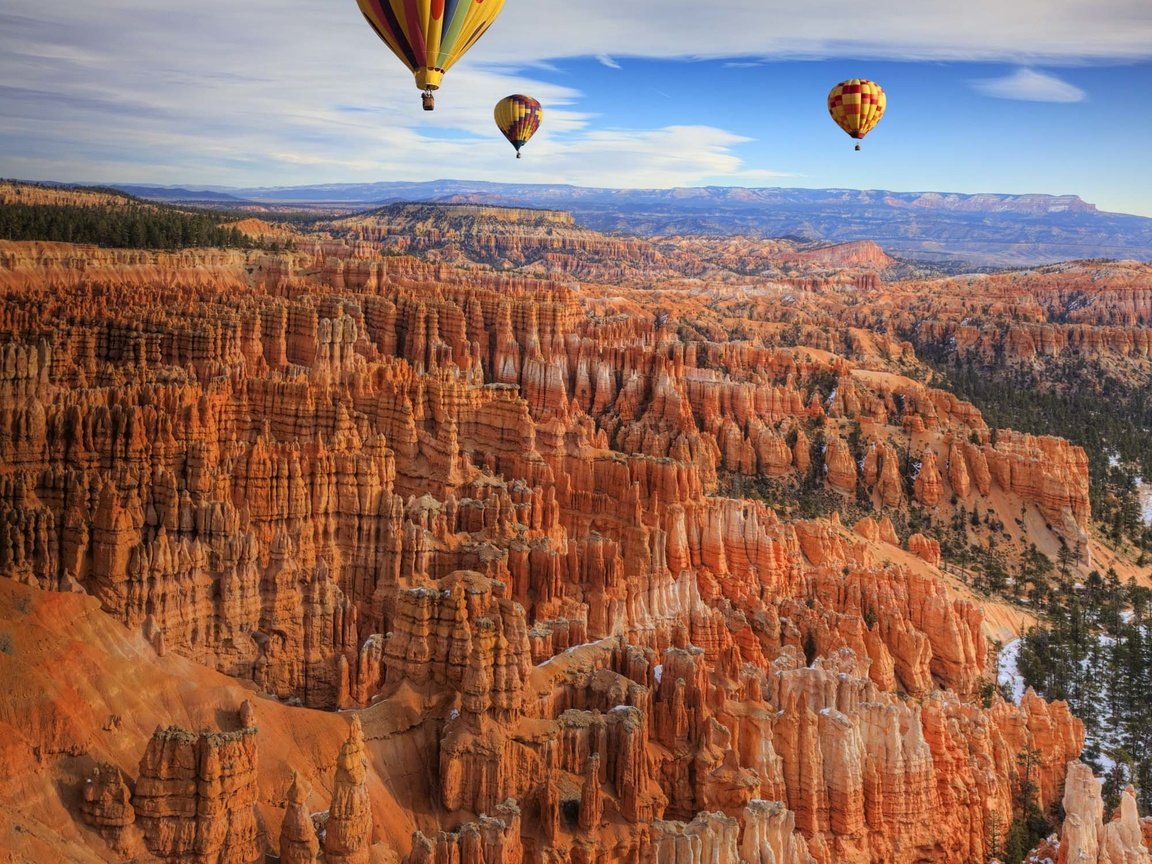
xmin=494 ymin=94 xmax=543 ymax=155
xmin=827 ymin=79 xmax=886 ymax=141
xmin=357 ymin=0 xmax=506 ymax=92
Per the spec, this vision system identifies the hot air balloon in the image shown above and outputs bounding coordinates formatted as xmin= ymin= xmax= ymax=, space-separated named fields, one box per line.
xmin=356 ymin=0 xmax=506 ymax=110
xmin=494 ymin=94 xmax=542 ymax=158
xmin=827 ymin=79 xmax=886 ymax=150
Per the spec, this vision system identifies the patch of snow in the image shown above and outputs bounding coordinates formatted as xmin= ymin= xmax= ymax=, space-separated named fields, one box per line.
xmin=1095 ymin=749 xmax=1116 ymax=780
xmin=1136 ymin=476 xmax=1152 ymax=526
xmin=449 ymin=708 xmax=459 ymax=721
xmin=653 ymin=664 xmax=663 ymax=684
xmin=826 ymin=386 xmax=837 ymax=406
xmin=997 ymin=639 xmax=1025 ymax=705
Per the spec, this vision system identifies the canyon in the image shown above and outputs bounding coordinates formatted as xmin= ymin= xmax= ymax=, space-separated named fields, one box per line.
xmin=114 ymin=180 xmax=1152 ymax=268
xmin=1 ymin=191 xmax=1150 ymax=863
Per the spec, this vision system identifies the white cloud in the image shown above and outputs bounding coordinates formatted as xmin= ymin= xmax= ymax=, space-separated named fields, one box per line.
xmin=595 ymin=55 xmax=622 ymax=70
xmin=0 ymin=0 xmax=1145 ymax=187
xmin=971 ymin=68 xmax=1087 ymax=102
xmin=479 ymin=0 xmax=1152 ymax=63
xmin=0 ymin=0 xmax=804 ymax=187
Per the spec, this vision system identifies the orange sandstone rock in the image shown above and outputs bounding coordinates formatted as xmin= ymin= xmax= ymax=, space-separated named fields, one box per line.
xmin=324 ymin=716 xmax=373 ymax=864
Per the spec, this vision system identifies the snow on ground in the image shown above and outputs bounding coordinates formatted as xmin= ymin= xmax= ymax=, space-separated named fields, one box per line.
xmin=1105 ymin=451 xmax=1152 ymax=524
xmin=997 ymin=638 xmax=1025 ymax=704
xmin=1137 ymin=477 xmax=1152 ymax=525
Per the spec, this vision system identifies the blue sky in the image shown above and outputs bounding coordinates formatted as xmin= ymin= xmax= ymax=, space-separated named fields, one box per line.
xmin=2 ymin=1 xmax=1151 ymax=216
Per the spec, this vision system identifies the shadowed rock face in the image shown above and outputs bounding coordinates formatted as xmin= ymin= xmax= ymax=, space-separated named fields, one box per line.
xmin=1 ymin=200 xmax=1139 ymax=864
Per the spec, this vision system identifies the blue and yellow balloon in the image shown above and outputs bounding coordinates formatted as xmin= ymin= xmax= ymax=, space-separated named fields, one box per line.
xmin=356 ymin=0 xmax=506 ymax=110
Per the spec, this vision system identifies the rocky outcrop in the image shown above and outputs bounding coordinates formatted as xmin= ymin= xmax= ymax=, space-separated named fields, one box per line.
xmin=79 ymin=763 xmax=137 ymax=854
xmin=324 ymin=716 xmax=373 ymax=864
xmin=1058 ymin=761 xmax=1151 ymax=864
xmin=743 ymin=799 xmax=815 ymax=864
xmin=132 ymin=723 xmax=262 ymax=864
xmin=279 ymin=772 xmax=321 ymax=864
xmin=405 ymin=800 xmax=523 ymax=864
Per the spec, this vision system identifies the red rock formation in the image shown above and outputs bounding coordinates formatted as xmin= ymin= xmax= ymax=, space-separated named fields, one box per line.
xmin=913 ymin=450 xmax=943 ymax=507
xmin=280 ymin=772 xmax=321 ymax=864
xmin=824 ymin=436 xmax=858 ymax=496
xmin=325 ymin=716 xmax=373 ymax=864
xmin=79 ymin=763 xmax=138 ymax=855
xmin=405 ymin=800 xmax=523 ymax=864
xmin=987 ymin=431 xmax=1090 ymax=539
xmin=907 ymin=533 xmax=942 ymax=567
xmin=742 ymin=799 xmax=815 ymax=864
xmin=579 ymin=752 xmax=604 ymax=832
xmin=650 ymin=811 xmax=741 ymax=864
xmin=133 ymin=724 xmax=262 ymax=864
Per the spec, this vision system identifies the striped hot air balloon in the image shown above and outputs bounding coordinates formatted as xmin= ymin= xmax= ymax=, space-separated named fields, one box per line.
xmin=494 ymin=95 xmax=542 ymax=158
xmin=356 ymin=0 xmax=506 ymax=110
xmin=827 ymin=79 xmax=886 ymax=150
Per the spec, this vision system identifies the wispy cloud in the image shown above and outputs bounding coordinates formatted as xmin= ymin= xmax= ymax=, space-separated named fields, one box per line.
xmin=0 ymin=0 xmax=1145 ymax=188
xmin=971 ymin=68 xmax=1087 ymax=102
xmin=0 ymin=0 xmax=805 ymax=188
xmin=595 ymin=54 xmax=621 ymax=70
xmin=481 ymin=1 xmax=1152 ymax=63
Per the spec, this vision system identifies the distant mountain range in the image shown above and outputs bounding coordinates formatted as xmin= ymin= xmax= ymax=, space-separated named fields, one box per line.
xmin=107 ymin=180 xmax=1152 ymax=268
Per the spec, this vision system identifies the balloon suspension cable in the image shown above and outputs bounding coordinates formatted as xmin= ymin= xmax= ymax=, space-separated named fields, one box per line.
xmin=422 ymin=89 xmax=435 ymax=111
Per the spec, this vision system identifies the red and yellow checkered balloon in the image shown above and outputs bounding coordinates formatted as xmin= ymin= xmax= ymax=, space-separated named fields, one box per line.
xmin=827 ymin=79 xmax=886 ymax=146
